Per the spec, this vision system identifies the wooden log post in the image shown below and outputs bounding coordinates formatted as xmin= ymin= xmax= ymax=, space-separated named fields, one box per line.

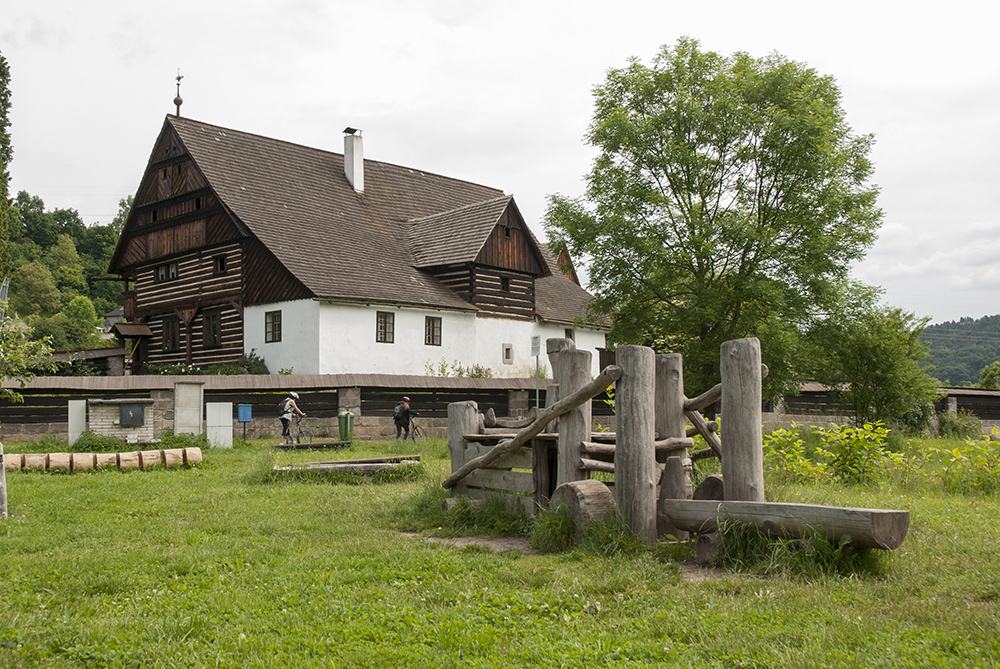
xmin=656 ymin=353 xmax=691 ymax=540
xmin=551 ymin=479 xmax=616 ymax=542
xmin=443 ymin=365 xmax=622 ymax=489
xmin=545 ymin=337 xmax=574 ymax=434
xmin=720 ymin=337 xmax=765 ymax=502
xmin=556 ymin=348 xmax=592 ymax=488
xmin=0 ymin=443 xmax=7 ymax=520
xmin=616 ymin=345 xmax=657 ymax=545
xmin=448 ymin=401 xmax=480 ymax=497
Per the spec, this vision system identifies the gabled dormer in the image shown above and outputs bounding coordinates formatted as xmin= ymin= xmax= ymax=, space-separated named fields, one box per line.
xmin=409 ymin=196 xmax=550 ymax=320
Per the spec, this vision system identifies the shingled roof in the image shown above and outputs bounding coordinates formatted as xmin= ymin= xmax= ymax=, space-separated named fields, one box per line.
xmin=165 ymin=116 xmax=601 ymax=325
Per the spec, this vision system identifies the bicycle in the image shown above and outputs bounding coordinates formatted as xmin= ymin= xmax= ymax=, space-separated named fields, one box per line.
xmin=284 ymin=415 xmax=312 ymax=445
xmin=408 ymin=416 xmax=426 ymax=441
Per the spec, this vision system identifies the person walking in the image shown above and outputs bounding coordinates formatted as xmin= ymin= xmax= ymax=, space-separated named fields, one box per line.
xmin=393 ymin=396 xmax=413 ymax=440
xmin=280 ymin=391 xmax=306 ymax=445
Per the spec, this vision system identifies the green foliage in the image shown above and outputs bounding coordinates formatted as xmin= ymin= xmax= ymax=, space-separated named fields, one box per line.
xmin=0 ymin=316 xmax=55 ymax=406
xmin=440 ymin=496 xmax=531 ymax=538
xmin=577 ymin=514 xmax=646 ymax=558
xmin=938 ymin=409 xmax=982 ymax=440
xmin=237 ymin=348 xmax=270 ymax=374
xmin=809 ymin=305 xmax=941 ymax=426
xmin=0 ymin=51 xmax=10 ymax=280
xmin=544 ymin=37 xmax=881 ymax=398
xmin=147 ymin=349 xmax=271 ymax=376
xmin=157 ymin=428 xmax=210 ymax=452
xmin=65 ymin=431 xmax=127 ymax=453
xmin=921 ymin=314 xmax=1000 ymax=386
xmin=530 ymin=503 xmax=575 ymax=553
xmin=977 ymin=360 xmax=1000 ymax=389
xmin=930 ymin=437 xmax=1000 ymax=495
xmin=815 ymin=422 xmax=893 ymax=485
xmin=11 ymin=259 xmax=60 ymax=315
xmin=763 ymin=424 xmax=832 ymax=483
xmin=716 ymin=518 xmax=886 ymax=578
xmin=424 ymin=357 xmax=493 ymax=378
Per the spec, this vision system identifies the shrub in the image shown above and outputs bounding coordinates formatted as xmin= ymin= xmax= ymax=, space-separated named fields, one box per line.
xmin=69 ymin=431 xmax=127 ymax=453
xmin=937 ymin=409 xmax=982 ymax=440
xmin=815 ymin=422 xmax=892 ymax=485
xmin=158 ymin=428 xmax=210 ymax=451
xmin=931 ymin=438 xmax=1000 ymax=495
xmin=763 ymin=424 xmax=832 ymax=484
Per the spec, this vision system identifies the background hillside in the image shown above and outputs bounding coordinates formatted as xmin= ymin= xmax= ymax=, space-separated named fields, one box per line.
xmin=921 ymin=314 xmax=1000 ymax=386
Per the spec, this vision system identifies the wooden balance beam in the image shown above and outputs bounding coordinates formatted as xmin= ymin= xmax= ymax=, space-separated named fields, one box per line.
xmin=661 ymin=499 xmax=909 ymax=550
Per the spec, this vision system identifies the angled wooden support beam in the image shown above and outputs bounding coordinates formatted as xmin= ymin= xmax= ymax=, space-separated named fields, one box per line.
xmin=442 ymin=365 xmax=623 ymax=489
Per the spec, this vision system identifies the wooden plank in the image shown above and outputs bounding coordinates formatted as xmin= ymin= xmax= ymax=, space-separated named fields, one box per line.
xmin=465 ymin=468 xmax=534 ymax=495
xmin=661 ymin=499 xmax=910 ymax=550
xmin=464 ymin=486 xmax=537 ymax=517
xmin=464 ymin=442 xmax=532 ymax=469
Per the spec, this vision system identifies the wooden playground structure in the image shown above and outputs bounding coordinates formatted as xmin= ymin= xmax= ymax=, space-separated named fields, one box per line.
xmin=443 ymin=337 xmax=909 ymax=561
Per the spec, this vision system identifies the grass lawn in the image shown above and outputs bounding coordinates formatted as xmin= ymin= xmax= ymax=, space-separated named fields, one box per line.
xmin=0 ymin=436 xmax=998 ymax=668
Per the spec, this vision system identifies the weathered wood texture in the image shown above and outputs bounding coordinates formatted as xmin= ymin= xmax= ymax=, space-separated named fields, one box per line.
xmin=693 ymin=474 xmax=725 ymax=501
xmin=550 ymin=479 xmax=616 ymax=542
xmin=556 ymin=348 xmax=592 ymax=487
xmin=448 ymin=401 xmax=480 ymax=497
xmin=274 ymin=454 xmax=420 ymax=474
xmin=720 ymin=338 xmax=765 ymax=502
xmin=656 ymin=353 xmax=691 ymax=540
xmin=661 ymin=499 xmax=910 ymax=550
xmin=441 ymin=364 xmax=623 ymax=489
xmin=615 ymin=345 xmax=657 ymax=545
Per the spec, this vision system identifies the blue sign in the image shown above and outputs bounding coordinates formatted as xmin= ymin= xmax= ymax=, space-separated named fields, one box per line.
xmin=237 ymin=404 xmax=253 ymax=423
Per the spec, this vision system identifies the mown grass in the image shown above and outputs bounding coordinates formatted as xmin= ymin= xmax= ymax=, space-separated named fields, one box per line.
xmin=0 ymin=435 xmax=998 ymax=667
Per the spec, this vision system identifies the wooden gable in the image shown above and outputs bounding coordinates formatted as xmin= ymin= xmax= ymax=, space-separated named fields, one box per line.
xmin=109 ymin=123 xmax=242 ymax=273
xmin=474 ymin=201 xmax=545 ymax=275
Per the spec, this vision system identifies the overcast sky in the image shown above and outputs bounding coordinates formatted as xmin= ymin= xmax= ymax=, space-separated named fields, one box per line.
xmin=4 ymin=0 xmax=999 ymax=325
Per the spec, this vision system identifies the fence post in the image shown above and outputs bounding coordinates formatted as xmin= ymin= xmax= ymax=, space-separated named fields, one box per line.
xmin=555 ymin=348 xmax=591 ymax=487
xmin=656 ymin=353 xmax=691 ymax=540
xmin=448 ymin=401 xmax=479 ymax=497
xmin=720 ymin=337 xmax=765 ymax=502
xmin=616 ymin=345 xmax=657 ymax=545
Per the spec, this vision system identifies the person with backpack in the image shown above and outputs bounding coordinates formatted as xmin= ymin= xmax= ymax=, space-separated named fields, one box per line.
xmin=279 ymin=391 xmax=306 ymax=445
xmin=393 ymin=396 xmax=414 ymax=440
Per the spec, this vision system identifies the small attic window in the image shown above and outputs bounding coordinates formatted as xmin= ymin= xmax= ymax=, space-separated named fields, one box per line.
xmin=195 ymin=197 xmax=202 ymax=210
xmin=504 ymin=226 xmax=511 ymax=238
xmin=501 ymin=277 xmax=510 ymax=292
xmin=152 ymin=209 xmax=158 ymax=222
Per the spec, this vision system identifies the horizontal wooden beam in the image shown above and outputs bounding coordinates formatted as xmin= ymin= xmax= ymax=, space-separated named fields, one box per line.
xmin=661 ymin=499 xmax=909 ymax=550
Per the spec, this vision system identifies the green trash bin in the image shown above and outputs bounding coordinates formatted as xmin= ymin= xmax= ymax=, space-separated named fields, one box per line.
xmin=338 ymin=410 xmax=354 ymax=442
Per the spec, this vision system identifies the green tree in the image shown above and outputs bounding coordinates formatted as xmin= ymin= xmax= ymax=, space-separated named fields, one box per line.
xmin=976 ymin=360 xmax=1000 ymax=389
xmin=544 ymin=38 xmax=882 ymax=396
xmin=109 ymin=195 xmax=132 ymax=238
xmin=62 ymin=295 xmax=101 ymax=348
xmin=0 ymin=317 xmax=55 ymax=406
xmin=10 ymin=260 xmax=61 ymax=316
xmin=809 ymin=306 xmax=940 ymax=428
xmin=0 ymin=51 xmax=12 ymax=280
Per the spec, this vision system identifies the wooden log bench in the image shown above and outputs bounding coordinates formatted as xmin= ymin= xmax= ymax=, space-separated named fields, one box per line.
xmin=661 ymin=499 xmax=910 ymax=550
xmin=274 ymin=454 xmax=420 ymax=475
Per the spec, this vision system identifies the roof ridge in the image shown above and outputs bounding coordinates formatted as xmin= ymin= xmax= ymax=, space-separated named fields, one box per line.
xmin=167 ymin=115 xmax=504 ymax=195
xmin=407 ymin=194 xmax=512 ymax=224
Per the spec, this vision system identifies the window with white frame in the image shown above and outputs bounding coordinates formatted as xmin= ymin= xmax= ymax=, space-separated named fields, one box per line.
xmin=376 ymin=311 xmax=394 ymax=343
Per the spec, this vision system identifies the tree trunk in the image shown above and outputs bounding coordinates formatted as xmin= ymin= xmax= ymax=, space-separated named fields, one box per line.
xmin=551 ymin=479 xmax=616 ymax=542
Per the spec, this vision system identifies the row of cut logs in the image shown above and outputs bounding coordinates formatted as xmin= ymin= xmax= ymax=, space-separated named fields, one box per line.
xmin=3 ymin=448 xmax=203 ymax=473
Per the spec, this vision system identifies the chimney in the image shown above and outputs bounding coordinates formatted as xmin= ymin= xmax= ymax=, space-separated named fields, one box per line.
xmin=343 ymin=127 xmax=363 ymax=192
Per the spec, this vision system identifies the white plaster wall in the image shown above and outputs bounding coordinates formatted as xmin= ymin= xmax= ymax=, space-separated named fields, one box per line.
xmin=246 ymin=299 xmax=608 ymax=377
xmin=245 ymin=300 xmax=321 ymax=375
xmin=316 ymin=303 xmax=479 ymax=375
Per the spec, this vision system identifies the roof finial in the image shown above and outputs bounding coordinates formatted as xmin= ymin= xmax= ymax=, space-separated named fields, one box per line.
xmin=174 ymin=70 xmax=184 ymax=117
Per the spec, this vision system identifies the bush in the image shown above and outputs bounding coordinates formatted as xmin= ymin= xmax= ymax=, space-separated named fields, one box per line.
xmin=158 ymin=428 xmax=210 ymax=451
xmin=937 ymin=409 xmax=982 ymax=440
xmin=815 ymin=422 xmax=892 ymax=485
xmin=931 ymin=438 xmax=1000 ymax=495
xmin=68 ymin=431 xmax=127 ymax=453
